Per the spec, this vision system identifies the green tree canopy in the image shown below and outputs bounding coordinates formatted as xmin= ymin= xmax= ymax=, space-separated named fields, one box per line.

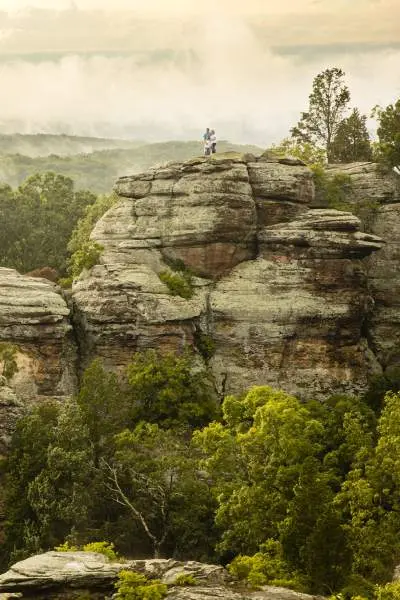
xmin=0 ymin=172 xmax=96 ymax=275
xmin=372 ymin=98 xmax=400 ymax=169
xmin=126 ymin=350 xmax=219 ymax=430
xmin=330 ymin=108 xmax=372 ymax=163
xmin=291 ymin=67 xmax=350 ymax=162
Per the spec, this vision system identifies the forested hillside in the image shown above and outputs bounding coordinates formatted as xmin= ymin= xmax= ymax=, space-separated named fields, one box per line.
xmin=0 ymin=138 xmax=262 ymax=193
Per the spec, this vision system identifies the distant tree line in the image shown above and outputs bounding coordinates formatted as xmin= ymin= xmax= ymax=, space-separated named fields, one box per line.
xmin=3 ymin=348 xmax=400 ymax=597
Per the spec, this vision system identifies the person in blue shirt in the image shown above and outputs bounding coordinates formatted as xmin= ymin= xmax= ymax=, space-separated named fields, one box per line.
xmin=203 ymin=127 xmax=211 ymax=155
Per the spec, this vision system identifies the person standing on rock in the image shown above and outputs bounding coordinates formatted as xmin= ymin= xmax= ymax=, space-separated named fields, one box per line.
xmin=210 ymin=129 xmax=217 ymax=154
xmin=203 ymin=127 xmax=211 ymax=156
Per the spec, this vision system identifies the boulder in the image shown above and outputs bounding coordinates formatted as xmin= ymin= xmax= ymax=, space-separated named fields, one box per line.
xmin=0 ymin=551 xmax=322 ymax=600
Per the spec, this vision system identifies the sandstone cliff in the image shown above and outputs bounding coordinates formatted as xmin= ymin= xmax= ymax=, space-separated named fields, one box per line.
xmin=0 ymin=268 xmax=75 ymax=409
xmin=2 ymin=155 xmax=397 ymax=416
xmin=70 ymin=152 xmax=383 ymax=398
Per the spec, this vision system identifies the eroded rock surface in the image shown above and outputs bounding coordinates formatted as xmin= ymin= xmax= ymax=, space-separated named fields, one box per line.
xmin=324 ymin=162 xmax=400 ymax=372
xmin=71 ymin=153 xmax=383 ymax=397
xmin=0 ymin=551 xmax=322 ymax=600
xmin=0 ymin=268 xmax=76 ymax=407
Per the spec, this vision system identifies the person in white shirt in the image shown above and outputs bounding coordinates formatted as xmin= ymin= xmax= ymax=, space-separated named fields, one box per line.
xmin=210 ymin=129 xmax=217 ymax=154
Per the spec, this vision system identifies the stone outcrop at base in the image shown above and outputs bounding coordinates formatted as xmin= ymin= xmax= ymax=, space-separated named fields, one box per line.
xmin=0 ymin=551 xmax=322 ymax=600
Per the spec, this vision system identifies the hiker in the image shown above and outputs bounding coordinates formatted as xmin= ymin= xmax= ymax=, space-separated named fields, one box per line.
xmin=204 ymin=137 xmax=212 ymax=156
xmin=210 ymin=129 xmax=217 ymax=154
xmin=203 ymin=127 xmax=211 ymax=156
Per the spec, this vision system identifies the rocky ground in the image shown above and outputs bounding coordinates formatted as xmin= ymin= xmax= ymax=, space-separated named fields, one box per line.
xmin=0 ymin=551 xmax=322 ymax=600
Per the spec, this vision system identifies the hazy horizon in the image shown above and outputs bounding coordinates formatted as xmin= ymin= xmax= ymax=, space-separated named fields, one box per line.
xmin=0 ymin=0 xmax=399 ymax=145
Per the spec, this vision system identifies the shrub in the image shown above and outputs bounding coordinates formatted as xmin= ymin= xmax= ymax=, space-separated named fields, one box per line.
xmin=159 ymin=271 xmax=193 ymax=299
xmin=375 ymin=582 xmax=400 ymax=600
xmin=54 ymin=541 xmax=79 ymax=552
xmin=82 ymin=541 xmax=118 ymax=561
xmin=0 ymin=342 xmax=19 ymax=382
xmin=228 ymin=540 xmax=303 ymax=591
xmin=312 ymin=165 xmax=353 ymax=210
xmin=194 ymin=331 xmax=216 ymax=362
xmin=54 ymin=540 xmax=118 ymax=561
xmin=114 ymin=570 xmax=167 ymax=600
xmin=173 ymin=573 xmax=197 ymax=586
xmin=68 ymin=241 xmax=103 ymax=279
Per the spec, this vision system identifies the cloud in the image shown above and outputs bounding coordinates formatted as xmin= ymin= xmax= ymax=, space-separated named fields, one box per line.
xmin=0 ymin=3 xmax=398 ymax=143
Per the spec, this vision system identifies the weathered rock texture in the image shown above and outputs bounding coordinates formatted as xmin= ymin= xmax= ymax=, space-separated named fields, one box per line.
xmin=0 ymin=551 xmax=322 ymax=600
xmin=0 ymin=268 xmax=76 ymax=409
xmin=70 ymin=153 xmax=383 ymax=397
xmin=324 ymin=162 xmax=400 ymax=372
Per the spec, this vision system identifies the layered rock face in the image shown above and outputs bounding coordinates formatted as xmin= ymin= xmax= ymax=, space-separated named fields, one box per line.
xmin=324 ymin=162 xmax=400 ymax=372
xmin=0 ymin=268 xmax=76 ymax=409
xmin=0 ymin=551 xmax=321 ymax=600
xmin=71 ymin=153 xmax=383 ymax=397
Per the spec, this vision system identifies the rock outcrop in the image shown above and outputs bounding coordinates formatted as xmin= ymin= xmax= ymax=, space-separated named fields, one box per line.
xmin=71 ymin=153 xmax=383 ymax=397
xmin=0 ymin=268 xmax=76 ymax=409
xmin=0 ymin=551 xmax=321 ymax=600
xmin=324 ymin=162 xmax=400 ymax=372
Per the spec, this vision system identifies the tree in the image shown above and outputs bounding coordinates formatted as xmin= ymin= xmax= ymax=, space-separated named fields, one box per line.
xmin=104 ymin=423 xmax=213 ymax=558
xmin=0 ymin=172 xmax=96 ymax=275
xmin=330 ymin=108 xmax=372 ymax=163
xmin=271 ymin=138 xmax=326 ymax=166
xmin=4 ymin=401 xmax=95 ymax=561
xmin=335 ymin=392 xmax=400 ymax=584
xmin=194 ymin=387 xmax=325 ymax=558
xmin=291 ymin=67 xmax=350 ymax=162
xmin=372 ymin=98 xmax=400 ymax=169
xmin=126 ymin=350 xmax=219 ymax=430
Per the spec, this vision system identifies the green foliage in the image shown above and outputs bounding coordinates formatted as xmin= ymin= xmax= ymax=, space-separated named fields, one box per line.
xmin=126 ymin=349 xmax=218 ymax=430
xmin=363 ymin=367 xmax=400 ymax=415
xmin=67 ymin=193 xmax=117 ymax=277
xmin=108 ymin=422 xmax=215 ymax=558
xmin=82 ymin=541 xmax=118 ymax=561
xmin=4 ymin=400 xmax=95 ymax=561
xmin=375 ymin=582 xmax=400 ymax=600
xmin=271 ymin=138 xmax=326 ymax=166
xmin=54 ymin=540 xmax=119 ymax=561
xmin=0 ymin=342 xmax=19 ymax=382
xmin=68 ymin=240 xmax=103 ymax=279
xmin=372 ymin=99 xmax=400 ymax=169
xmin=159 ymin=271 xmax=193 ymax=299
xmin=54 ymin=540 xmax=79 ymax=552
xmin=228 ymin=540 xmax=302 ymax=589
xmin=194 ymin=387 xmax=325 ymax=558
xmin=291 ymin=67 xmax=351 ymax=161
xmin=312 ymin=165 xmax=354 ymax=210
xmin=194 ymin=331 xmax=216 ymax=362
xmin=77 ymin=359 xmax=126 ymax=459
xmin=330 ymin=109 xmax=372 ymax=163
xmin=173 ymin=573 xmax=197 ymax=586
xmin=114 ymin=570 xmax=167 ymax=600
xmin=338 ymin=574 xmax=375 ymax=599
xmin=0 ymin=172 xmax=96 ymax=274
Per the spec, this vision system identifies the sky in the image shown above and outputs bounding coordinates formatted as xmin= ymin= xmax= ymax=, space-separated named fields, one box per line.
xmin=0 ymin=0 xmax=399 ymax=144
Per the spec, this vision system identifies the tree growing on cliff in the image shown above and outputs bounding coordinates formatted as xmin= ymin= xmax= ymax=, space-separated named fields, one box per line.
xmin=330 ymin=108 xmax=373 ymax=163
xmin=372 ymin=98 xmax=400 ymax=169
xmin=291 ymin=67 xmax=350 ymax=162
